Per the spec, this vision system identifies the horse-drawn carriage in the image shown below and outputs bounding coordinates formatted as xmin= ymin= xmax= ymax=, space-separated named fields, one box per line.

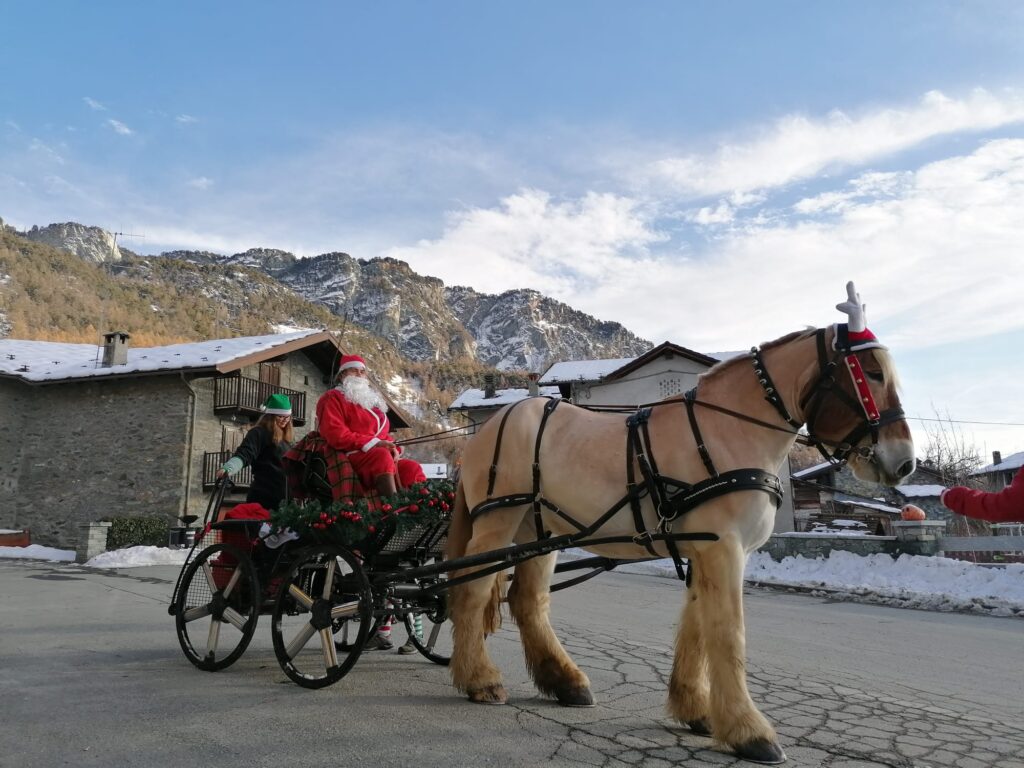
xmin=169 ymin=283 xmax=915 ymax=765
xmin=168 ymin=430 xmax=667 ymax=689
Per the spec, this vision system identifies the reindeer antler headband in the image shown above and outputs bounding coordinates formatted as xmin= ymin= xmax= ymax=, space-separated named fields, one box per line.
xmin=833 ymin=281 xmax=885 ymax=352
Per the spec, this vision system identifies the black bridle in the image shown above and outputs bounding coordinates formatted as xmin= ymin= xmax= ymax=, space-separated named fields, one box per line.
xmin=753 ymin=325 xmax=905 ymax=465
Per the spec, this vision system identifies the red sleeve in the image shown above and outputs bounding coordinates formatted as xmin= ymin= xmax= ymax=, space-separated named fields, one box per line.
xmin=315 ymin=390 xmax=380 ymax=453
xmin=942 ymin=466 xmax=1024 ymax=523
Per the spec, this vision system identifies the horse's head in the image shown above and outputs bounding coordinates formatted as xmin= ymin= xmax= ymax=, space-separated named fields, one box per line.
xmin=798 ymin=283 xmax=915 ymax=486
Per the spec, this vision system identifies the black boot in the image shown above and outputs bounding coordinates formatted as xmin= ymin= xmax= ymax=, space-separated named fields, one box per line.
xmin=374 ymin=473 xmax=397 ymax=497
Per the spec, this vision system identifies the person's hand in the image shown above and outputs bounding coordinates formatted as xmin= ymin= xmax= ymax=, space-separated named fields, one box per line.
xmin=380 ymin=441 xmax=399 ymax=457
xmin=216 ymin=469 xmax=226 ymax=479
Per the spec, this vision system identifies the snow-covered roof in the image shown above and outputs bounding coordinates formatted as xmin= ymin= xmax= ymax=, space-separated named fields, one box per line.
xmin=449 ymin=386 xmax=561 ymax=410
xmin=0 ymin=330 xmax=327 ymax=384
xmin=539 ymin=358 xmax=634 ymax=385
xmin=792 ymin=461 xmax=832 ymax=479
xmin=895 ymin=484 xmax=947 ymax=498
xmin=971 ymin=451 xmax=1024 ymax=475
xmin=833 ymin=492 xmax=900 ymax=515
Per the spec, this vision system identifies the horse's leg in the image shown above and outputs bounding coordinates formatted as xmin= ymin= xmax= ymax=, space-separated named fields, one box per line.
xmin=666 ymin=589 xmax=711 ymax=736
xmin=507 ymin=552 xmax=594 ymax=707
xmin=693 ymin=537 xmax=786 ymax=765
xmin=449 ymin=515 xmax=525 ymax=705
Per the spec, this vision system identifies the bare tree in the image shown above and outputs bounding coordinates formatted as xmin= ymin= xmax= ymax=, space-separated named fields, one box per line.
xmin=921 ymin=406 xmax=983 ymax=486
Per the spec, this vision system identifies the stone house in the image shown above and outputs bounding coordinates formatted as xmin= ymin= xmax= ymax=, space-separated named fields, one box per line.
xmin=447 ymin=372 xmax=561 ymax=434
xmin=0 ymin=330 xmax=410 ymax=549
xmin=791 ymin=459 xmax=950 ymax=531
xmin=969 ymin=450 xmax=1024 ymax=491
xmin=539 ymin=341 xmax=720 ymax=406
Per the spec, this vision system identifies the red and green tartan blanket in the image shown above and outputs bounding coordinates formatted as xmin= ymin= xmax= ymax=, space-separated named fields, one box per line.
xmin=282 ymin=430 xmax=382 ymax=509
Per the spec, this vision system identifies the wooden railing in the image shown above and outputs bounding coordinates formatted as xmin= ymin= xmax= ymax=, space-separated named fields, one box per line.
xmin=202 ymin=450 xmax=253 ymax=490
xmin=214 ymin=375 xmax=307 ymax=425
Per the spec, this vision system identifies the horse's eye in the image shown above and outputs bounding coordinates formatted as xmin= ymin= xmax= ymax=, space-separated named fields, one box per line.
xmin=866 ymin=370 xmax=884 ymax=383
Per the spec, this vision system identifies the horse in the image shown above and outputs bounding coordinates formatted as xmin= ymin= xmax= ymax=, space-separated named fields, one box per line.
xmin=445 ymin=283 xmax=915 ymax=765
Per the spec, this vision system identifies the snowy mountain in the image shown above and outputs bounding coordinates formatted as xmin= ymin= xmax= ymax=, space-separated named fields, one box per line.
xmin=23 ymin=222 xmax=122 ymax=263
xmin=8 ymin=219 xmax=652 ymax=371
xmin=166 ymin=244 xmax=652 ymax=369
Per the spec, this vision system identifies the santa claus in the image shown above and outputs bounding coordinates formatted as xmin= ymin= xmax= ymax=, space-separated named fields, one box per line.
xmin=315 ymin=354 xmax=426 ymax=496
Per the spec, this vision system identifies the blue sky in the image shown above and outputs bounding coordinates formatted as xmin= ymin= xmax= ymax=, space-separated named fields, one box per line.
xmin=3 ymin=1 xmax=1024 ymax=459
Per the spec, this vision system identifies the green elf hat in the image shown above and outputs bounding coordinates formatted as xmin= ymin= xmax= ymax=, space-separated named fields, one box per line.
xmin=261 ymin=394 xmax=293 ymax=416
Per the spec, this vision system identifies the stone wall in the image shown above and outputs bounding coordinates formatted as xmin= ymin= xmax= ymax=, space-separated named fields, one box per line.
xmin=759 ymin=520 xmax=947 ymax=561
xmin=0 ymin=376 xmax=192 ymax=548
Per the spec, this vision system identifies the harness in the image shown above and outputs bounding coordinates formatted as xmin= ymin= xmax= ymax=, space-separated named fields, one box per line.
xmin=467 ymin=323 xmax=900 ymax=585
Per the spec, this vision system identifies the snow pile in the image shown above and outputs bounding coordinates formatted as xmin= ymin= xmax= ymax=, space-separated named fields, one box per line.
xmin=745 ymin=550 xmax=1024 ymax=617
xmin=0 ymin=544 xmax=76 ymax=562
xmin=85 ymin=545 xmax=189 ymax=568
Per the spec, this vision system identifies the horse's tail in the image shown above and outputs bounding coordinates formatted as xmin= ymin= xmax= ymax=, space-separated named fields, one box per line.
xmin=446 ymin=478 xmax=504 ymax=634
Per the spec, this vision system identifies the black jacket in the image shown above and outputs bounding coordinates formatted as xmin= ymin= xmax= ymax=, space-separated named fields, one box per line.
xmin=232 ymin=426 xmax=289 ymax=511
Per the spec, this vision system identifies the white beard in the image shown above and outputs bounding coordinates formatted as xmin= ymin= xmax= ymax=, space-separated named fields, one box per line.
xmin=339 ymin=376 xmax=388 ymax=413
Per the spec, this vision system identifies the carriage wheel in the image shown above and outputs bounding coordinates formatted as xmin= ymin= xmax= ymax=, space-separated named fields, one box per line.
xmin=401 ymin=581 xmax=451 ymax=665
xmin=271 ymin=545 xmax=371 ymax=689
xmin=174 ymin=543 xmax=261 ymax=672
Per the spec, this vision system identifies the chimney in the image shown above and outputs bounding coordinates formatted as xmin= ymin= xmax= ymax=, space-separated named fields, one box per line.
xmin=101 ymin=331 xmax=130 ymax=367
xmin=483 ymin=373 xmax=496 ymax=399
xmin=527 ymin=372 xmax=540 ymax=397
xmin=993 ymin=450 xmax=1002 ymax=466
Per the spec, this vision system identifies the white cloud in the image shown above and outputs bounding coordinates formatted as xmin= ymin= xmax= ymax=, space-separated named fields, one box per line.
xmin=107 ymin=119 xmax=133 ymax=136
xmin=28 ymin=139 xmax=64 ymax=165
xmin=382 ymin=189 xmax=665 ymax=297
xmin=187 ymin=176 xmax=213 ymax=190
xmin=640 ymin=88 xmax=1024 ymax=198
xmin=83 ymin=97 xmax=106 ymax=111
xmin=176 ymin=114 xmax=198 ymax=124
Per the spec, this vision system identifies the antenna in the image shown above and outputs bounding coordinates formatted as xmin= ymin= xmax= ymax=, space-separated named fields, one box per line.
xmin=110 ymin=229 xmax=144 ymax=259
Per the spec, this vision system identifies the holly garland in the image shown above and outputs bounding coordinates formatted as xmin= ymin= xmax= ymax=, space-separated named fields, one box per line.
xmin=271 ymin=479 xmax=457 ymax=548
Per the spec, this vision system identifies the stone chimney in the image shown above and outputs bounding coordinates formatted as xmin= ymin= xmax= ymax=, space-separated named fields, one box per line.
xmin=993 ymin=450 xmax=1002 ymax=466
xmin=101 ymin=331 xmax=130 ymax=367
xmin=527 ymin=372 xmax=540 ymax=397
xmin=483 ymin=373 xmax=496 ymax=399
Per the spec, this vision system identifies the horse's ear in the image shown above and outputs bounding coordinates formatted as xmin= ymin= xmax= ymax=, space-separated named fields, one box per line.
xmin=835 ymin=281 xmax=868 ymax=332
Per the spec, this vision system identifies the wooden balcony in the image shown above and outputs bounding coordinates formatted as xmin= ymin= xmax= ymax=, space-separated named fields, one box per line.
xmin=214 ymin=375 xmax=307 ymax=425
xmin=202 ymin=450 xmax=253 ymax=490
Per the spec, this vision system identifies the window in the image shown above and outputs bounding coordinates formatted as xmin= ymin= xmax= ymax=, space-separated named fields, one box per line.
xmin=658 ymin=377 xmax=683 ymax=398
xmin=222 ymin=424 xmax=247 ymax=452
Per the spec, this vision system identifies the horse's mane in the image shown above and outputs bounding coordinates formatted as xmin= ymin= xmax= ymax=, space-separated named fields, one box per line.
xmin=698 ymin=327 xmax=901 ymax=391
xmin=698 ymin=329 xmax=816 ymax=386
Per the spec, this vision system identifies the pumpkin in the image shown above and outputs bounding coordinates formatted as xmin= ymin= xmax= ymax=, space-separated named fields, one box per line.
xmin=900 ymin=504 xmax=926 ymax=521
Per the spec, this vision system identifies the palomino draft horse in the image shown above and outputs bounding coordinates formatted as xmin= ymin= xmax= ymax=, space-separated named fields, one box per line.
xmin=447 ymin=283 xmax=915 ymax=764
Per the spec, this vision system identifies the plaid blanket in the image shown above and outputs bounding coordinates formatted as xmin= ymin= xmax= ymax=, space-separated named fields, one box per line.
xmin=283 ymin=431 xmax=382 ymax=510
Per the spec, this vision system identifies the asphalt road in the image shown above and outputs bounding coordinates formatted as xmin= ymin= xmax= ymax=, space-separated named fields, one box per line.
xmin=1 ymin=558 xmax=1021 ymax=768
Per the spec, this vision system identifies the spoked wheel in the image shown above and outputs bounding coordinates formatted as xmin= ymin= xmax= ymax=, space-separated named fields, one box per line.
xmin=174 ymin=543 xmax=261 ymax=671
xmin=401 ymin=580 xmax=451 ymax=665
xmin=271 ymin=545 xmax=371 ymax=689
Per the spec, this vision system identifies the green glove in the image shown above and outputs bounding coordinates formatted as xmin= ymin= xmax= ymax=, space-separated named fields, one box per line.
xmin=221 ymin=457 xmax=244 ymax=476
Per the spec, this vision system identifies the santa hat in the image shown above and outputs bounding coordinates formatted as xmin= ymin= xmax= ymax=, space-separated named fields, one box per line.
xmin=337 ymin=354 xmax=367 ymax=373
xmin=260 ymin=393 xmax=293 ymax=415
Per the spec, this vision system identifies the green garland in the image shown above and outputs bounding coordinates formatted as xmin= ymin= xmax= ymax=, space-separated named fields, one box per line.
xmin=271 ymin=479 xmax=457 ymax=548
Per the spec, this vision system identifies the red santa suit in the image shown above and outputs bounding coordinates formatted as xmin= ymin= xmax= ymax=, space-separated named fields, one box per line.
xmin=941 ymin=465 xmax=1024 ymax=523
xmin=315 ymin=387 xmax=426 ymax=491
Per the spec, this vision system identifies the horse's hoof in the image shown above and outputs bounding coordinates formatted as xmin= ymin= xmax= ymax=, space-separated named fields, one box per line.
xmin=468 ymin=684 xmax=507 ymax=705
xmin=686 ymin=719 xmax=712 ymax=736
xmin=734 ymin=739 xmax=786 ymax=765
xmin=556 ymin=686 xmax=596 ymax=708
